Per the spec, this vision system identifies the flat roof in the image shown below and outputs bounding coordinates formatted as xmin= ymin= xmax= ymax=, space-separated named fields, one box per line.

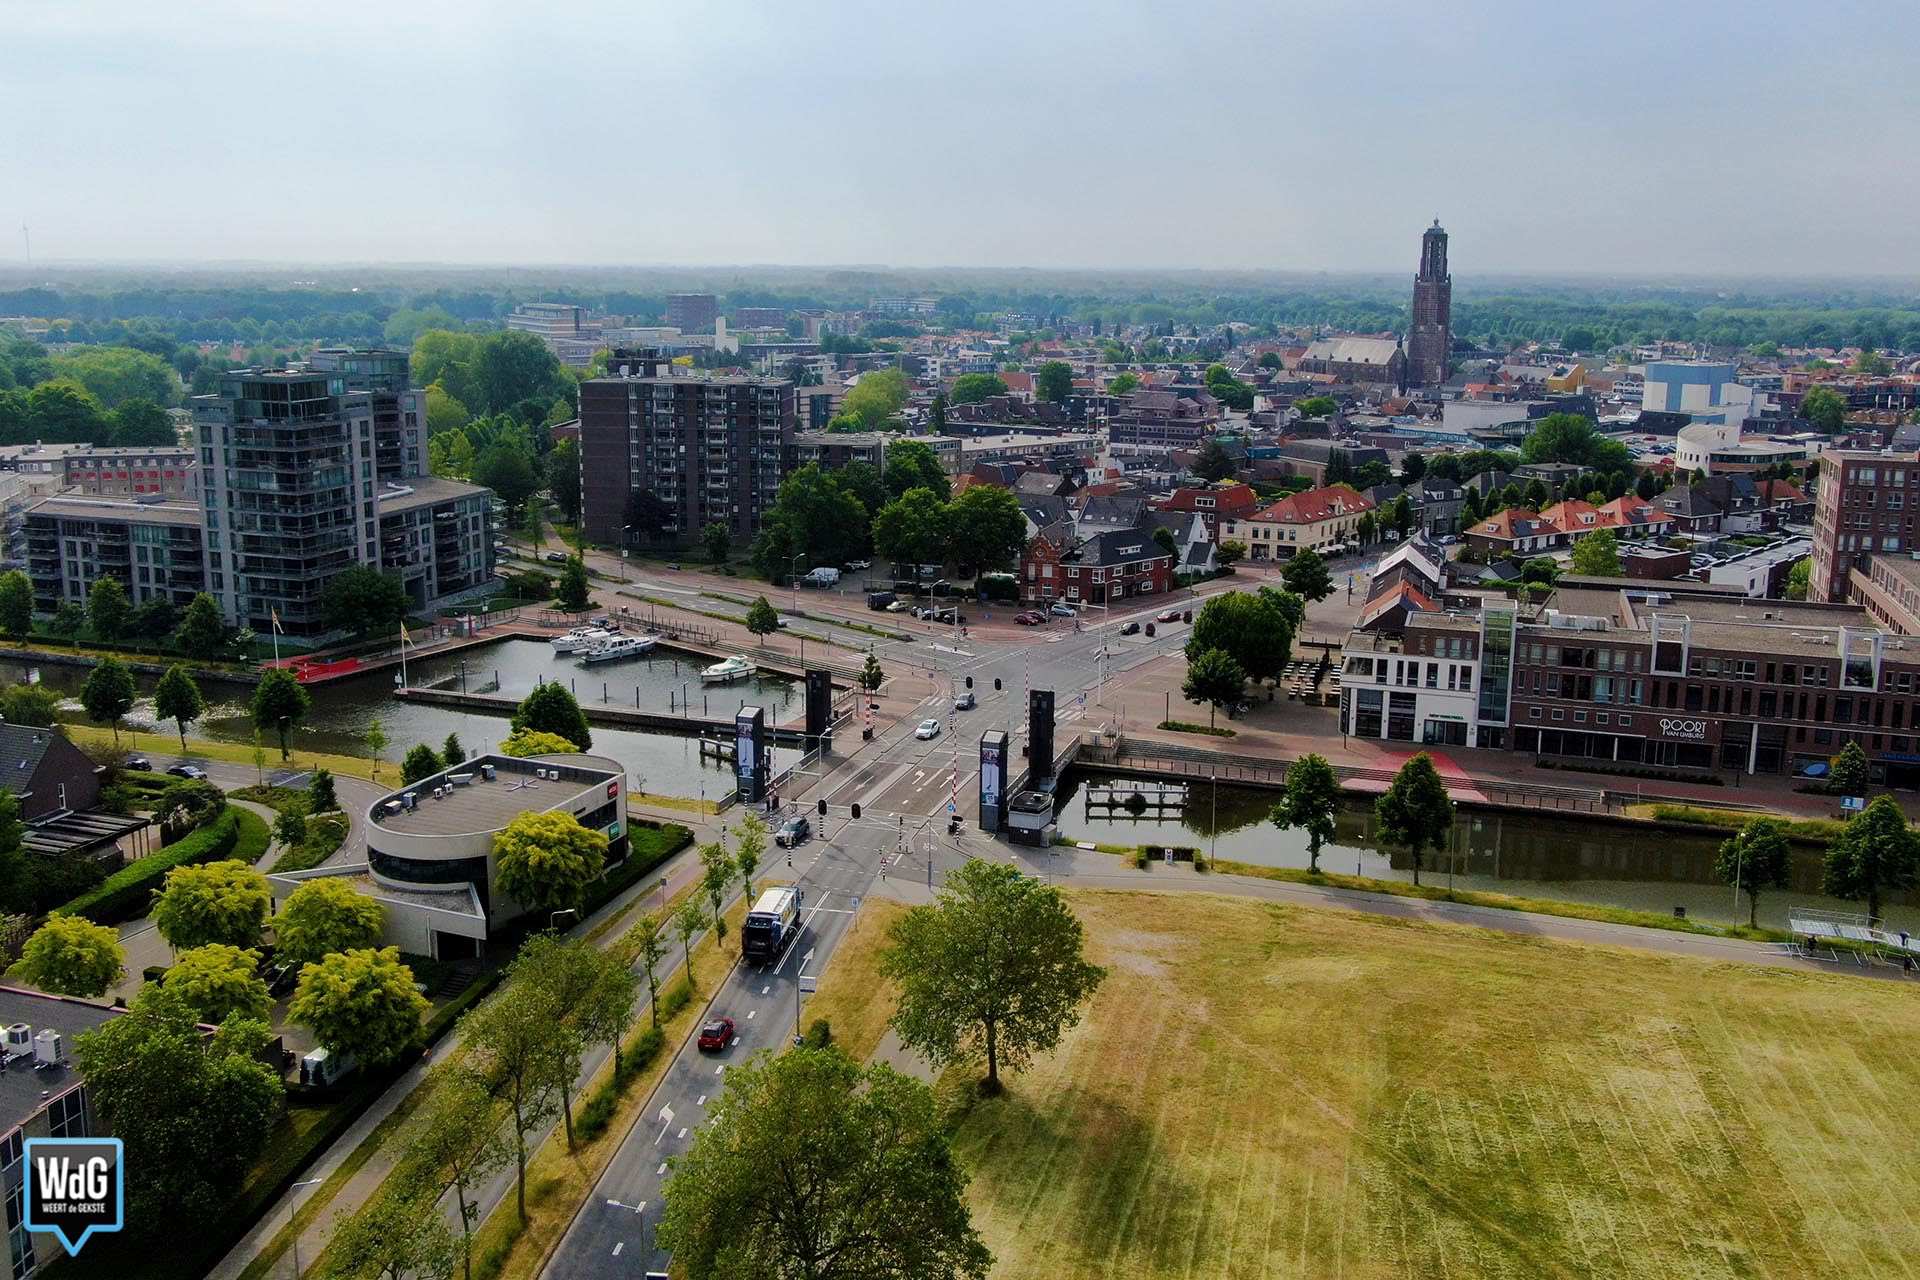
xmin=25 ymin=494 xmax=203 ymax=526
xmin=273 ymin=865 xmax=486 ymax=920
xmin=369 ymin=753 xmax=620 ymax=839
xmin=0 ymin=986 xmax=121 ymax=1135
xmin=376 ymin=475 xmax=491 ymax=515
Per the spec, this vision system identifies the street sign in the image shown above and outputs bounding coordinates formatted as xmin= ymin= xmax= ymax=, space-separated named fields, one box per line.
xmin=1841 ymin=795 xmax=1866 ymax=811
xmin=850 ymin=895 xmax=861 ymax=909
xmin=799 ymin=976 xmax=818 ymax=993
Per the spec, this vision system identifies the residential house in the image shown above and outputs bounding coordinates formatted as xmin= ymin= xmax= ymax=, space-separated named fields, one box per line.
xmin=1020 ymin=526 xmax=1173 ymax=605
xmin=1593 ymin=496 xmax=1675 ymax=540
xmin=1655 ymin=484 xmax=1723 ymax=535
xmin=1156 ymin=482 xmax=1259 ymax=541
xmin=0 ymin=721 xmax=101 ymax=819
xmin=1410 ymin=475 xmax=1466 ymax=535
xmin=1222 ymin=484 xmax=1375 ymax=561
xmin=1464 ymin=508 xmax=1562 ymax=555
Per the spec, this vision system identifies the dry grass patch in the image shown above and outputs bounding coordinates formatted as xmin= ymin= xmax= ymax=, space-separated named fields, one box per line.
xmin=804 ymin=897 xmax=910 ymax=1062
xmin=951 ymin=889 xmax=1920 ymax=1280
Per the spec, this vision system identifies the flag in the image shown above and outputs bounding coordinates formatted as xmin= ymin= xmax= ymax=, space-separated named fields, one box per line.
xmin=400 ymin=621 xmax=411 ymax=646
xmin=269 ymin=608 xmax=282 ymax=635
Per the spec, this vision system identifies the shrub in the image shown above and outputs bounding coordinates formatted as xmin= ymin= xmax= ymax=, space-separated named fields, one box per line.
xmin=802 ymin=1018 xmax=833 ymax=1049
xmin=55 ymin=808 xmax=244 ymax=924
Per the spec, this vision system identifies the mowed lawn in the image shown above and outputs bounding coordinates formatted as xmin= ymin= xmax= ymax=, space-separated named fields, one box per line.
xmin=936 ymin=890 xmax=1920 ymax=1280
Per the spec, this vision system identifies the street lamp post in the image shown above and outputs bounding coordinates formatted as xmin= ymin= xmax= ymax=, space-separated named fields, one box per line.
xmin=288 ymin=1178 xmax=323 ymax=1278
xmin=791 ymin=553 xmax=806 ymax=617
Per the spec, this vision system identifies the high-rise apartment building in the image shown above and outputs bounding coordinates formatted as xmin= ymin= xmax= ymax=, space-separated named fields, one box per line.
xmin=1809 ymin=445 xmax=1920 ymax=605
xmin=665 ymin=293 xmax=719 ymax=334
xmin=306 ymin=346 xmax=424 ymax=481
xmin=1407 ymin=219 xmax=1452 ymax=387
xmin=578 ymin=349 xmax=793 ymax=547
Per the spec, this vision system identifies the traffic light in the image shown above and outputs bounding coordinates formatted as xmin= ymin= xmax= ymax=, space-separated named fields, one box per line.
xmin=850 ymin=803 xmax=862 ymax=820
xmin=965 ymin=675 xmax=974 ymax=689
xmin=817 ymin=799 xmax=827 ymax=816
xmin=994 ymin=677 xmax=1002 ymax=691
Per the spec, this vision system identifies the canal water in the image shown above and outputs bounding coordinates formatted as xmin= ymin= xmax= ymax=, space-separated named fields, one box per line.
xmin=10 ymin=639 xmax=801 ymax=801
xmin=1054 ymin=770 xmax=1920 ymax=932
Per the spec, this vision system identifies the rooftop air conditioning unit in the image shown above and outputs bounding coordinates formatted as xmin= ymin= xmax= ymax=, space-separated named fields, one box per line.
xmin=2 ymin=1024 xmax=29 ymax=1057
xmin=32 ymin=1029 xmax=60 ymax=1066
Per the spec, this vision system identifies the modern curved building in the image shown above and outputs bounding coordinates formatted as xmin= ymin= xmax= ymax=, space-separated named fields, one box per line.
xmin=1674 ymin=421 xmax=1817 ymax=475
xmin=270 ymin=752 xmax=629 ymax=959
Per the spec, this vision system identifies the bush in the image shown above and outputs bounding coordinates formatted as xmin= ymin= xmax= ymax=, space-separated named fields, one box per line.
xmin=802 ymin=1018 xmax=833 ymax=1049
xmin=54 ymin=808 xmax=243 ymax=924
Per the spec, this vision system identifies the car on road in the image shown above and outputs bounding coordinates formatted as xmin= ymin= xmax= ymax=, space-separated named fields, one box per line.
xmin=916 ymin=718 xmax=942 ymax=739
xmin=1156 ymin=608 xmax=1183 ymax=623
xmin=954 ymin=691 xmax=976 ymax=710
xmin=125 ymin=755 xmax=152 ymax=771
xmin=1118 ymin=621 xmax=1140 ymax=636
xmin=1050 ymin=602 xmax=1078 ymax=617
xmin=846 ymin=559 xmax=872 ymax=572
xmin=697 ymin=1017 xmax=736 ymax=1052
xmin=544 ymin=551 xmax=567 ymax=564
xmin=886 ymin=599 xmax=911 ymax=612
xmin=1015 ymin=610 xmax=1045 ymax=625
xmin=1183 ymin=609 xmax=1193 ymax=623
xmin=932 ymin=608 xmax=964 ymax=625
xmin=776 ymin=815 xmax=811 ymax=848
xmin=166 ymin=764 xmax=209 ymax=780
xmin=867 ymin=591 xmax=897 ymax=610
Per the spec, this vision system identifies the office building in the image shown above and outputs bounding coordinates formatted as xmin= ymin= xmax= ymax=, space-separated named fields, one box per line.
xmin=665 ymin=294 xmax=719 ymax=334
xmin=269 ymin=752 xmax=629 ymax=958
xmin=1641 ymin=361 xmax=1755 ymax=427
xmin=506 ymin=302 xmax=598 ymax=341
xmin=1407 ymin=220 xmax=1452 ymax=386
xmin=577 ymin=349 xmax=794 ymax=547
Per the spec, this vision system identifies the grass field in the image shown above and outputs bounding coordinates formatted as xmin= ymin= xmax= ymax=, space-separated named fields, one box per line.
xmin=804 ymin=897 xmax=909 ymax=1062
xmin=847 ymin=889 xmax=1920 ymax=1279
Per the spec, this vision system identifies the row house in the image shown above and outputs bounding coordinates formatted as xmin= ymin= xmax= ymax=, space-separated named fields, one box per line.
xmin=1021 ymin=526 xmax=1173 ymax=606
xmin=1221 ymin=483 xmax=1374 ymax=561
xmin=1463 ymin=508 xmax=1561 ymax=555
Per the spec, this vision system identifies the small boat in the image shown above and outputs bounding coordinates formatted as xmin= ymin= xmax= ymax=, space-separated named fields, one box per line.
xmin=699 ymin=654 xmax=755 ymax=684
xmin=552 ymin=627 xmax=613 ymax=653
xmin=581 ymin=634 xmax=657 ymax=664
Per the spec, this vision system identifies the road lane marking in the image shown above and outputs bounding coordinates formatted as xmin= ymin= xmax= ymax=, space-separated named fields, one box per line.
xmin=612 ymin=1243 xmax=623 ymax=1258
xmin=654 ymin=1103 xmax=675 ymax=1143
xmin=697 ymin=1095 xmax=707 ymax=1106
xmin=658 ymin=1162 xmax=667 ymax=1175
xmin=761 ymin=985 xmax=769 ymax=995
xmin=677 ymin=1127 xmax=688 ymax=1139
xmin=746 ymin=1009 xmax=755 ymax=1019
xmin=716 ymin=1064 xmax=725 ymax=1074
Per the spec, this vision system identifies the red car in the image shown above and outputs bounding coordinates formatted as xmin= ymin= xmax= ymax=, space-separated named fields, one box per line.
xmin=1156 ymin=608 xmax=1183 ymax=623
xmin=1015 ymin=611 xmax=1045 ymax=625
xmin=697 ymin=1017 xmax=735 ymax=1052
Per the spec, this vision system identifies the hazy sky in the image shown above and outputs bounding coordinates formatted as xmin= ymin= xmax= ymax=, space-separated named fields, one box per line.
xmin=5 ymin=0 xmax=1917 ymax=274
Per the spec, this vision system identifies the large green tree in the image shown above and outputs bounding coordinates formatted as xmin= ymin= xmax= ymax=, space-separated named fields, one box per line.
xmin=1801 ymin=385 xmax=1846 ymax=432
xmin=173 ymin=592 xmax=228 ymax=659
xmin=873 ymin=487 xmax=951 ymax=569
xmin=658 ymin=1047 xmax=991 ymax=1280
xmin=462 ymin=980 xmax=575 ymax=1223
xmin=1829 ymin=741 xmax=1870 ymax=794
xmin=400 ymin=1063 xmax=510 ymax=1280
xmin=883 ymin=439 xmax=951 ymax=501
xmin=88 ymin=573 xmax=131 ymax=641
xmin=289 ymin=946 xmax=429 ymax=1067
xmin=0 ymin=570 xmax=32 ymax=637
xmin=511 ymin=680 xmax=592 ymax=751
xmin=321 ymin=566 xmax=411 ymax=637
xmin=1271 ymin=753 xmax=1340 ymax=874
xmin=948 ymin=372 xmax=1008 ymax=405
xmin=745 ymin=595 xmax=780 ymax=639
xmin=153 ymin=663 xmax=205 ymax=750
xmin=153 ymin=858 xmax=273 ymax=951
xmin=474 ymin=444 xmax=541 ymax=518
xmin=1280 ymin=548 xmax=1334 ymax=603
xmin=162 ymin=944 xmax=273 ymax=1024
xmin=492 ymin=810 xmax=608 ymax=916
xmin=1182 ymin=647 xmax=1246 ymax=729
xmin=1185 ymin=589 xmax=1297 ymax=682
xmin=1822 ymin=795 xmax=1919 ymax=920
xmin=882 ymin=859 xmax=1105 ymax=1093
xmin=251 ymin=667 xmax=312 ymax=760
xmin=322 ymin=1187 xmax=456 ymax=1280
xmin=1569 ymin=528 xmax=1623 ymax=576
xmin=547 ymin=437 xmax=582 ymax=523
xmin=276 ymin=877 xmax=385 ymax=967
xmin=73 ymin=986 xmax=281 ymax=1230
xmin=1715 ymin=818 xmax=1792 ymax=930
xmin=751 ymin=464 xmax=869 ymax=575
xmin=945 ymin=485 xmax=1027 ymax=572
xmin=10 ymin=914 xmax=124 ymax=997
xmin=554 ymin=554 xmax=591 ymax=611
xmin=1035 ymin=361 xmax=1074 ymax=403
xmin=80 ymin=656 xmax=137 ymax=742
xmin=1375 ymin=753 xmax=1456 ymax=886
xmin=1520 ymin=413 xmax=1629 ymax=470
xmin=842 ymin=368 xmax=909 ymax=428
xmin=511 ymin=935 xmax=635 ymax=1147
xmin=50 ymin=346 xmax=179 ymax=408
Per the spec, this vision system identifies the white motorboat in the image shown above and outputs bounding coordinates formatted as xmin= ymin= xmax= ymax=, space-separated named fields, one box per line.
xmin=581 ymin=633 xmax=658 ymax=663
xmin=699 ymin=654 xmax=755 ymax=684
xmin=551 ymin=627 xmax=612 ymax=654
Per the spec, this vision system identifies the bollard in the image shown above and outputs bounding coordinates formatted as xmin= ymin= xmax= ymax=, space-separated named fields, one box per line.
xmin=603 ymin=682 xmax=608 ymax=702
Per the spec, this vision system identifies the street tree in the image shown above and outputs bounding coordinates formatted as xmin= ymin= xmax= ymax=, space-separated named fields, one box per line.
xmin=882 ymin=439 xmax=951 ymax=501
xmin=1822 ymin=795 xmax=1919 ymax=920
xmin=320 ymin=565 xmax=410 ymax=638
xmin=153 ymin=858 xmax=272 ymax=951
xmin=948 ymin=372 xmax=1008 ymax=405
xmin=1830 ymin=741 xmax=1870 ymax=795
xmin=860 ymin=654 xmax=884 ymax=694
xmin=81 ymin=656 xmax=137 ymax=743
xmin=944 ymin=485 xmax=1027 ymax=572
xmin=1375 ymin=753 xmax=1456 ymax=886
xmin=462 ymin=980 xmax=575 ymax=1222
xmin=276 ymin=877 xmax=385 ymax=967
xmin=515 ymin=935 xmax=636 ymax=1143
xmin=1185 ymin=589 xmax=1295 ymax=682
xmin=735 ymin=813 xmax=767 ymax=904
xmin=745 ymin=595 xmax=780 ymax=639
xmin=322 ymin=1187 xmax=456 ymax=1280
xmin=401 ymin=1064 xmax=510 ymax=1280
xmin=1570 ymin=528 xmax=1623 ymax=576
xmin=1182 ymin=647 xmax=1246 ymax=730
xmin=699 ymin=833 xmax=733 ymax=941
xmin=402 ymin=743 xmax=443 ymax=785
xmin=882 ymin=858 xmax=1106 ymax=1093
xmin=703 ymin=521 xmax=732 ymax=565
xmin=622 ymin=909 xmax=669 ymax=1029
xmin=10 ymin=914 xmax=124 ymax=997
xmin=162 ymin=944 xmax=272 ymax=1024
xmin=1035 ymin=360 xmax=1073 ymax=403
xmin=675 ymin=899 xmax=704 ymax=988
xmin=1715 ymin=818 xmax=1792 ymax=929
xmin=511 ymin=679 xmax=592 ymax=750
xmin=1217 ymin=538 xmax=1246 ymax=566
xmin=251 ymin=667 xmax=312 ymax=760
xmin=72 ymin=985 xmax=281 ymax=1233
xmin=0 ymin=570 xmax=31 ymax=637
xmin=365 ymin=717 xmax=388 ymax=781
xmin=1270 ymin=753 xmax=1340 ymax=874
xmin=555 ymin=555 xmax=591 ymax=611
xmin=546 ymin=438 xmax=582 ymax=525
xmin=153 ymin=664 xmax=205 ymax=750
xmin=1801 ymin=385 xmax=1846 ymax=432
xmin=308 ymin=767 xmax=339 ymax=814
xmin=492 ymin=809 xmax=608 ymax=916
xmin=88 ymin=573 xmax=131 ymax=641
xmin=1280 ymin=548 xmax=1334 ymax=603
xmin=289 ymin=946 xmax=429 ymax=1067
xmin=873 ymin=487 xmax=950 ymax=568
xmin=657 ymin=1047 xmax=991 ymax=1280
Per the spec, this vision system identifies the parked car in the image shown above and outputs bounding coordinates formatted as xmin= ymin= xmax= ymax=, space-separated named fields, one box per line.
xmin=1118 ymin=621 xmax=1140 ymax=636
xmin=1015 ymin=611 xmax=1044 ymax=625
xmin=1182 ymin=609 xmax=1193 ymax=623
xmin=776 ymin=815 xmax=811 ymax=848
xmin=124 ymin=755 xmax=152 ymax=772
xmin=697 ymin=1017 xmax=736 ymax=1052
xmin=166 ymin=764 xmax=208 ymax=780
xmin=931 ymin=580 xmax=954 ymax=597
xmin=886 ymin=599 xmax=911 ymax=612
xmin=916 ymin=718 xmax=942 ymax=740
xmin=867 ymin=591 xmax=897 ymax=610
xmin=846 ymin=559 xmax=872 ymax=571
xmin=954 ymin=691 xmax=976 ymax=710
xmin=544 ymin=551 xmax=567 ymax=564
xmin=1144 ymin=622 xmax=1156 ymax=637
xmin=932 ymin=608 xmax=964 ymax=625
xmin=1156 ymin=608 xmax=1182 ymax=623
xmin=1050 ymin=602 xmax=1078 ymax=618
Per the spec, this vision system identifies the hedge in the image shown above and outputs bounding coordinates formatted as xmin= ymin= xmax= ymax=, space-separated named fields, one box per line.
xmin=53 ymin=806 xmax=262 ymax=924
xmin=584 ymin=819 xmax=693 ymax=916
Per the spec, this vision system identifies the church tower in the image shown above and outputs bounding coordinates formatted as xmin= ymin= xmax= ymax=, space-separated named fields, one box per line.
xmin=1408 ymin=219 xmax=1452 ymax=387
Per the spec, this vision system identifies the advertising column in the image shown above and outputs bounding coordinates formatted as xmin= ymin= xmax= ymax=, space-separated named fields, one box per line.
xmin=979 ymin=730 xmax=1009 ymax=833
xmin=735 ymin=706 xmax=767 ymax=805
